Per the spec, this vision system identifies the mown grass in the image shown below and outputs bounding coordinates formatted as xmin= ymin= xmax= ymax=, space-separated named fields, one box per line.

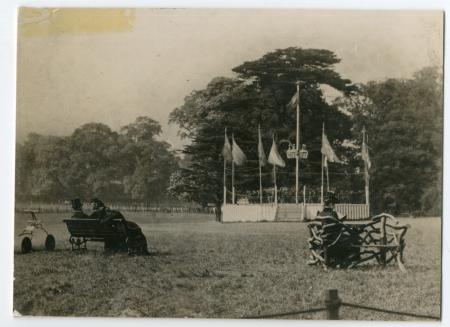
xmin=13 ymin=212 xmax=441 ymax=320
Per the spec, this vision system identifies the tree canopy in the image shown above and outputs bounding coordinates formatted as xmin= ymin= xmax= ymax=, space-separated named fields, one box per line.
xmin=169 ymin=47 xmax=359 ymax=209
xmin=341 ymin=67 xmax=442 ymax=214
xmin=15 ymin=117 xmax=178 ymax=204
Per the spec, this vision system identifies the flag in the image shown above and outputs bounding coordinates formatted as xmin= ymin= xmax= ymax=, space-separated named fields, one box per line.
xmin=232 ymin=135 xmax=247 ymax=166
xmin=258 ymin=126 xmax=267 ymax=166
xmin=222 ymin=129 xmax=232 ymax=162
xmin=268 ymin=136 xmax=285 ymax=167
xmin=287 ymin=92 xmax=299 ymax=108
xmin=362 ymin=135 xmax=371 ymax=169
xmin=321 ymin=128 xmax=341 ymax=163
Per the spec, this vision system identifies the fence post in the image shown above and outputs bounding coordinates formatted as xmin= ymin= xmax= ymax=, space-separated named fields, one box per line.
xmin=325 ymin=289 xmax=341 ymax=320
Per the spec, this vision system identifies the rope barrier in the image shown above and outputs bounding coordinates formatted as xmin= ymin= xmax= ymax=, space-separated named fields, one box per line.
xmin=243 ymin=307 xmax=327 ymax=319
xmin=241 ymin=290 xmax=440 ymax=320
xmin=341 ymin=302 xmax=440 ymax=320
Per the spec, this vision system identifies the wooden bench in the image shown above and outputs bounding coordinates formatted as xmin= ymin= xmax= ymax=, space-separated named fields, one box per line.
xmin=307 ymin=213 xmax=409 ymax=271
xmin=63 ymin=218 xmax=127 ymax=250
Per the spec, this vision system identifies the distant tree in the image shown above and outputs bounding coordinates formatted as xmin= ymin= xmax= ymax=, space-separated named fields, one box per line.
xmin=120 ymin=117 xmax=178 ymax=203
xmin=341 ymin=67 xmax=443 ymax=214
xmin=15 ymin=117 xmax=179 ymax=205
xmin=15 ymin=133 xmax=71 ymax=201
xmin=67 ymin=123 xmax=122 ymax=200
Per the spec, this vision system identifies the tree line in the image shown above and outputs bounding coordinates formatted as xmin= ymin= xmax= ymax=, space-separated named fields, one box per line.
xmin=15 ymin=117 xmax=179 ymax=204
xmin=16 ymin=47 xmax=442 ymax=216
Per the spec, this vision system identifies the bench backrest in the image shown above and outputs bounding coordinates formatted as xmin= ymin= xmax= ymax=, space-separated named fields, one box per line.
xmin=63 ymin=218 xmax=126 ymax=239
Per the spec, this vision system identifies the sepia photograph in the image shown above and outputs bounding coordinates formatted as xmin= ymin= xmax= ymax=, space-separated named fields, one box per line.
xmin=12 ymin=7 xmax=443 ymax=321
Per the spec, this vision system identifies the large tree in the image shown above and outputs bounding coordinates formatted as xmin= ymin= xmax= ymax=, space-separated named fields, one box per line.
xmin=340 ymin=67 xmax=443 ymax=214
xmin=169 ymin=47 xmax=358 ymax=212
xmin=121 ymin=117 xmax=178 ymax=203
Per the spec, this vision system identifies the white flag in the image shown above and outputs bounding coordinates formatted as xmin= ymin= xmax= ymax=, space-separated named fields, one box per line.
xmin=268 ymin=136 xmax=285 ymax=167
xmin=258 ymin=126 xmax=267 ymax=167
xmin=321 ymin=128 xmax=341 ymax=163
xmin=222 ymin=129 xmax=232 ymax=162
xmin=232 ymin=135 xmax=247 ymax=166
xmin=287 ymin=92 xmax=299 ymax=108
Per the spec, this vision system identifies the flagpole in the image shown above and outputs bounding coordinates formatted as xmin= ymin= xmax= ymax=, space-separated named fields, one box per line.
xmin=232 ymin=133 xmax=235 ymax=205
xmin=259 ymin=125 xmax=263 ymax=205
xmin=326 ymin=159 xmax=330 ymax=192
xmin=223 ymin=128 xmax=227 ymax=206
xmin=273 ymin=164 xmax=277 ymax=205
xmin=363 ymin=127 xmax=369 ymax=206
xmin=302 ymin=185 xmax=306 ymax=221
xmin=321 ymin=123 xmax=325 ymax=205
xmin=295 ymin=81 xmax=300 ymax=205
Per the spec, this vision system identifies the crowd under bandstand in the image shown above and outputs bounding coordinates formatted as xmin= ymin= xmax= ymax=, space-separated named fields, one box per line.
xmin=220 ymin=86 xmax=371 ymax=222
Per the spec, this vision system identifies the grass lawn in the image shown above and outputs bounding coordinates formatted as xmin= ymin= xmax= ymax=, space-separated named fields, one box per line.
xmin=13 ymin=212 xmax=441 ymax=320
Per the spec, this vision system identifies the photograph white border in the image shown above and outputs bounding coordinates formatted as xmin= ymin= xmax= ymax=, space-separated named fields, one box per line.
xmin=1 ymin=1 xmax=448 ymax=326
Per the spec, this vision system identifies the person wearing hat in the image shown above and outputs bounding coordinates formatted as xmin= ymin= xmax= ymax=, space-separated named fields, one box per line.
xmin=89 ymin=198 xmax=110 ymax=220
xmin=316 ymin=191 xmax=346 ymax=222
xmin=90 ymin=198 xmax=149 ymax=255
xmin=71 ymin=198 xmax=88 ymax=218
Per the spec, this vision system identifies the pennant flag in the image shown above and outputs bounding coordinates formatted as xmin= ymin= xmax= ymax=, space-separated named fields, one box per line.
xmin=362 ymin=134 xmax=371 ymax=169
xmin=268 ymin=136 xmax=285 ymax=167
xmin=222 ymin=129 xmax=232 ymax=162
xmin=258 ymin=126 xmax=267 ymax=167
xmin=321 ymin=129 xmax=341 ymax=163
xmin=287 ymin=92 xmax=299 ymax=108
xmin=232 ymin=135 xmax=247 ymax=166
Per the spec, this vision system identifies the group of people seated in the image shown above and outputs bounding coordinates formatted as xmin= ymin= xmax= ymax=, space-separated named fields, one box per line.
xmin=70 ymin=198 xmax=149 ymax=255
xmin=71 ymin=198 xmax=123 ymax=221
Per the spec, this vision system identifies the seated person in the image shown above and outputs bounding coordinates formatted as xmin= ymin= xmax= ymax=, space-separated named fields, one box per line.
xmin=71 ymin=198 xmax=88 ymax=218
xmin=89 ymin=198 xmax=148 ymax=255
xmin=90 ymin=198 xmax=125 ymax=223
xmin=315 ymin=191 xmax=346 ymax=223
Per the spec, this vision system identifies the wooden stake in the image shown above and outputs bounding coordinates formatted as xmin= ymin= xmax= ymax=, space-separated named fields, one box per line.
xmin=325 ymin=289 xmax=341 ymax=320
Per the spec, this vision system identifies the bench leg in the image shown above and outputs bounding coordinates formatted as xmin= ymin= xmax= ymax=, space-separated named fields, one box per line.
xmin=69 ymin=237 xmax=87 ymax=251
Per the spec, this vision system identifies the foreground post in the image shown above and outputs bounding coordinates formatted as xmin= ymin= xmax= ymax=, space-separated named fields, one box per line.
xmin=295 ymin=81 xmax=300 ymax=204
xmin=325 ymin=289 xmax=341 ymax=320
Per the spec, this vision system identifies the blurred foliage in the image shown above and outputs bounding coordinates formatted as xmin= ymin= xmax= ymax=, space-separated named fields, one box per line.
xmin=336 ymin=66 xmax=443 ymax=215
xmin=15 ymin=117 xmax=178 ymax=203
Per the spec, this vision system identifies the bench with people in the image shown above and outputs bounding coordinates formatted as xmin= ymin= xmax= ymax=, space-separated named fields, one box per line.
xmin=63 ymin=198 xmax=149 ymax=255
xmin=307 ymin=191 xmax=409 ymax=271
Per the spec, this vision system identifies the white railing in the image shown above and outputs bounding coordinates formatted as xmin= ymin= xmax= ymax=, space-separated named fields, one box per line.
xmin=222 ymin=204 xmax=278 ymax=222
xmin=222 ymin=203 xmax=370 ymax=222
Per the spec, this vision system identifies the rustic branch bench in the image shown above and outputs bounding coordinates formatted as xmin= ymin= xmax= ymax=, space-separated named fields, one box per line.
xmin=307 ymin=213 xmax=410 ymax=271
xmin=63 ymin=218 xmax=127 ymax=250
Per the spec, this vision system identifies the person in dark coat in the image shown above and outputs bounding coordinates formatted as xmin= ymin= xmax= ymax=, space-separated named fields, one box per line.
xmin=316 ymin=191 xmax=342 ymax=222
xmin=315 ymin=191 xmax=357 ymax=267
xmin=89 ymin=198 xmax=109 ymax=220
xmin=71 ymin=198 xmax=88 ymax=218
xmin=89 ymin=198 xmax=149 ymax=255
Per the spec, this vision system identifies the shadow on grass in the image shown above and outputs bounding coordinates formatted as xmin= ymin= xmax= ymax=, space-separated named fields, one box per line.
xmin=148 ymin=250 xmax=172 ymax=256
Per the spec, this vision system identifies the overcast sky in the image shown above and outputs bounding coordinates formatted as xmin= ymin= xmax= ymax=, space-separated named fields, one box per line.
xmin=16 ymin=9 xmax=443 ymax=149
